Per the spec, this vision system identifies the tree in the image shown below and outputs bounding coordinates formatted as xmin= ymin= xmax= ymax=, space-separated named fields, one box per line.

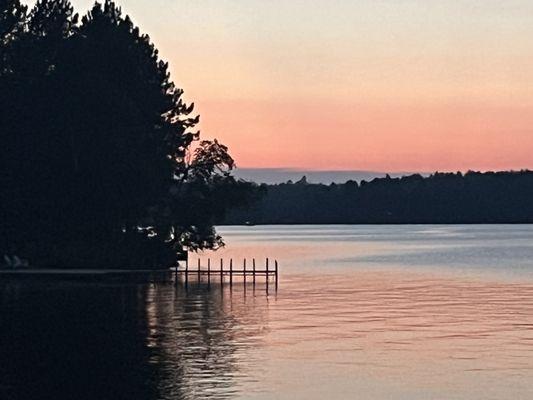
xmin=0 ymin=0 xmax=26 ymax=60
xmin=0 ymin=0 xmax=80 ymax=264
xmin=0 ymin=0 xmax=26 ymax=54
xmin=223 ymin=171 xmax=533 ymax=225
xmin=0 ymin=0 xmax=258 ymax=268
xmin=160 ymin=139 xmax=261 ymax=252
xmin=0 ymin=0 xmax=27 ymax=257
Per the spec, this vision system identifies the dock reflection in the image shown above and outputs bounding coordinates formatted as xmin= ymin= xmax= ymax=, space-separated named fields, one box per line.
xmin=146 ymin=282 xmax=271 ymax=399
xmin=0 ymin=281 xmax=271 ymax=400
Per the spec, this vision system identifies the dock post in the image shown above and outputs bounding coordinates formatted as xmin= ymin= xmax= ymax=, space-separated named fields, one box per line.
xmin=197 ymin=258 xmax=201 ymax=281
xmin=252 ymin=258 xmax=256 ymax=286
xmin=207 ymin=258 xmax=211 ymax=287
xmin=266 ymin=258 xmax=269 ymax=292
xmin=185 ymin=258 xmax=189 ymax=287
xmin=275 ymin=260 xmax=279 ymax=290
xmin=230 ymin=259 xmax=233 ymax=286
xmin=220 ymin=258 xmax=223 ymax=283
xmin=243 ymin=259 xmax=247 ymax=293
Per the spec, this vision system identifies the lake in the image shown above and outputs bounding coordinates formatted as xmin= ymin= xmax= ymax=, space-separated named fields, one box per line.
xmin=1 ymin=225 xmax=532 ymax=399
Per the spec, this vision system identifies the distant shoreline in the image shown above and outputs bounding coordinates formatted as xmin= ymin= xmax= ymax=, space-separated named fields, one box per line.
xmin=223 ymin=171 xmax=533 ymax=225
xmin=218 ymin=222 xmax=533 ymax=226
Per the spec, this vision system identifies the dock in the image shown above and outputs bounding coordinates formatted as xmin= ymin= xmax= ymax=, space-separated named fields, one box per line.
xmin=0 ymin=258 xmax=280 ymax=289
xmin=175 ymin=257 xmax=279 ymax=289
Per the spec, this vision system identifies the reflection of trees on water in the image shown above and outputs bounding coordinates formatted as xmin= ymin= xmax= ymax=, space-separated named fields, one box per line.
xmin=0 ymin=281 xmax=270 ymax=400
xmin=0 ymin=282 xmax=160 ymax=400
xmin=145 ymin=283 xmax=270 ymax=400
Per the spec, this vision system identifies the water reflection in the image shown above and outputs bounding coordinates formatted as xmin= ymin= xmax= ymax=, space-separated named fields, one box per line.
xmin=1 ymin=225 xmax=533 ymax=399
xmin=145 ymin=282 xmax=271 ymax=400
xmin=0 ymin=282 xmax=159 ymax=400
xmin=0 ymin=280 xmax=272 ymax=400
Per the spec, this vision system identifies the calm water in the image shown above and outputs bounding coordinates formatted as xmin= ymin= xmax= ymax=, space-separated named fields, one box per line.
xmin=1 ymin=225 xmax=533 ymax=399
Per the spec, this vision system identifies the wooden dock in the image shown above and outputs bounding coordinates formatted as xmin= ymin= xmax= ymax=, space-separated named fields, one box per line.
xmin=175 ymin=258 xmax=279 ymax=289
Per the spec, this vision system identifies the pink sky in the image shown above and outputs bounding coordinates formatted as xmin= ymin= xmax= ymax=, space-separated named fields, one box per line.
xmin=59 ymin=1 xmax=533 ymax=171
xmin=198 ymin=99 xmax=532 ymax=171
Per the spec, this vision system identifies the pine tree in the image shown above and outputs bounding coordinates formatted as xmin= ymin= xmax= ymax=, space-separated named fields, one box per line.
xmin=1 ymin=0 xmax=258 ymax=268
xmin=0 ymin=0 xmax=27 ymax=256
xmin=0 ymin=0 xmax=26 ymax=50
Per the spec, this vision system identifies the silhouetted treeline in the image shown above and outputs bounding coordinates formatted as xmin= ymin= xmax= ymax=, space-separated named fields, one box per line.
xmin=1 ymin=0 xmax=257 ymax=268
xmin=223 ymin=171 xmax=533 ymax=224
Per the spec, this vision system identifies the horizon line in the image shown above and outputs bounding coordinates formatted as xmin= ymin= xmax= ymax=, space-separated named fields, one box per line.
xmin=234 ymin=167 xmax=532 ymax=174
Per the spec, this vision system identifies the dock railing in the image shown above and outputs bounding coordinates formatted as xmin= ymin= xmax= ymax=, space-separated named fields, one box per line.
xmin=175 ymin=257 xmax=279 ymax=289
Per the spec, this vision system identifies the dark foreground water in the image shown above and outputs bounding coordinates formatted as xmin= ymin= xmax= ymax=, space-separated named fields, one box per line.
xmin=1 ymin=225 xmax=533 ymax=399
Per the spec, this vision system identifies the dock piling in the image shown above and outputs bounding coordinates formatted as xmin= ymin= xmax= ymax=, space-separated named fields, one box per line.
xmin=175 ymin=256 xmax=278 ymax=290
xmin=275 ymin=260 xmax=279 ymax=289
xmin=253 ymin=258 xmax=256 ymax=285
xmin=266 ymin=258 xmax=269 ymax=292
xmin=185 ymin=258 xmax=189 ymax=286
xmin=197 ymin=258 xmax=201 ymax=281
xmin=207 ymin=258 xmax=211 ymax=286
xmin=230 ymin=259 xmax=233 ymax=286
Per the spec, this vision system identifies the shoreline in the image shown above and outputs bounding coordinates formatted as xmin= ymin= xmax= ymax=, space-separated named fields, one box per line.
xmin=0 ymin=268 xmax=174 ymax=282
xmin=217 ymin=222 xmax=533 ymax=226
xmin=0 ymin=269 xmax=173 ymax=274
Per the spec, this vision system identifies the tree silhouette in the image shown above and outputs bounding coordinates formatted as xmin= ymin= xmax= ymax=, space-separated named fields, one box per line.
xmin=0 ymin=0 xmax=257 ymax=268
xmin=224 ymin=171 xmax=533 ymax=225
xmin=0 ymin=0 xmax=26 ymax=49
xmin=161 ymin=139 xmax=261 ymax=252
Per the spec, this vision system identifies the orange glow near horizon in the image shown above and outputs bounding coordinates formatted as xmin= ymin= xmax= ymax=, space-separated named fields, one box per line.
xmin=56 ymin=0 xmax=533 ymax=172
xmin=195 ymin=99 xmax=533 ymax=172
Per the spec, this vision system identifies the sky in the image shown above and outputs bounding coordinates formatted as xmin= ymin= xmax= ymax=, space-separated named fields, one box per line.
xmin=28 ymin=0 xmax=533 ymax=172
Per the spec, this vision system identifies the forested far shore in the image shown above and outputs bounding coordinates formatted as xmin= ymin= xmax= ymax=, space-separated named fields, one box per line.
xmin=222 ymin=170 xmax=533 ymax=225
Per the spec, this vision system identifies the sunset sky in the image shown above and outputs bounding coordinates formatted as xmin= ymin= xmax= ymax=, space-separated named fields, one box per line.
xmin=34 ymin=0 xmax=533 ymax=171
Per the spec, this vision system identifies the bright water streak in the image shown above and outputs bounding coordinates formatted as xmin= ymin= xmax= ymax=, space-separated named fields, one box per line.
xmin=1 ymin=225 xmax=533 ymax=399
